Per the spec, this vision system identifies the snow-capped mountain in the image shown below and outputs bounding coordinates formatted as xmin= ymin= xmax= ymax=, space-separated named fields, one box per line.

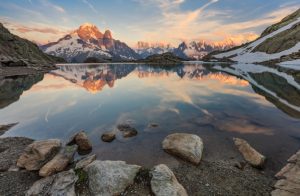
xmin=41 ymin=23 xmax=140 ymax=63
xmin=135 ymin=41 xmax=175 ymax=59
xmin=211 ymin=8 xmax=300 ymax=66
xmin=173 ymin=40 xmax=236 ymax=60
xmin=135 ymin=40 xmax=235 ymax=60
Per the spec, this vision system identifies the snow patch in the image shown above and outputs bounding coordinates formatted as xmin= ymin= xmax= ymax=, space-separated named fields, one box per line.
xmin=214 ymin=17 xmax=300 ymax=63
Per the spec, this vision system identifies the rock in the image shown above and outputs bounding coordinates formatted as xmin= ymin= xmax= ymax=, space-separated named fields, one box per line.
xmin=26 ymin=170 xmax=78 ymax=196
xmin=39 ymin=145 xmax=78 ymax=177
xmin=85 ymin=160 xmax=141 ymax=195
xmin=0 ymin=170 xmax=40 ymax=196
xmin=123 ymin=129 xmax=138 ymax=138
xmin=272 ymin=150 xmax=300 ymax=196
xmin=233 ymin=138 xmax=265 ymax=168
xmin=234 ymin=161 xmax=246 ymax=170
xmin=75 ymin=154 xmax=96 ymax=170
xmin=162 ymin=133 xmax=204 ymax=164
xmin=67 ymin=131 xmax=92 ymax=155
xmin=150 ymin=164 xmax=188 ymax=196
xmin=17 ymin=139 xmax=61 ymax=171
xmin=148 ymin=123 xmax=159 ymax=128
xmin=117 ymin=124 xmax=138 ymax=138
xmin=0 ymin=123 xmax=18 ymax=136
xmin=0 ymin=137 xmax=33 ymax=171
xmin=101 ymin=131 xmax=116 ymax=142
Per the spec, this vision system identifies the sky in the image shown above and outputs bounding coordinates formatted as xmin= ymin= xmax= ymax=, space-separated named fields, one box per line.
xmin=0 ymin=0 xmax=299 ymax=47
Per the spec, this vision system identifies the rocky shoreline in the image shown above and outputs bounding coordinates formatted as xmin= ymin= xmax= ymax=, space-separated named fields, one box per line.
xmin=1 ymin=128 xmax=299 ymax=196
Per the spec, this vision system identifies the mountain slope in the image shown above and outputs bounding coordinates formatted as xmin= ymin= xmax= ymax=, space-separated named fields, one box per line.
xmin=42 ymin=23 xmax=140 ymax=63
xmin=0 ymin=23 xmax=60 ymax=68
xmin=211 ymin=9 xmax=300 ymax=65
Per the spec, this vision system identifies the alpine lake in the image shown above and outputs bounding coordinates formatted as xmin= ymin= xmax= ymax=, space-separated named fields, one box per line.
xmin=1 ymin=62 xmax=300 ymax=173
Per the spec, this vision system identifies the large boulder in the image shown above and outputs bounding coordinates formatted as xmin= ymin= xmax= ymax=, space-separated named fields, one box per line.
xmin=26 ymin=170 xmax=78 ymax=196
xmin=151 ymin=164 xmax=188 ymax=196
xmin=85 ymin=160 xmax=141 ymax=195
xmin=75 ymin=154 xmax=96 ymax=170
xmin=272 ymin=150 xmax=300 ymax=196
xmin=233 ymin=138 xmax=266 ymax=168
xmin=162 ymin=133 xmax=204 ymax=164
xmin=67 ymin=131 xmax=92 ymax=155
xmin=17 ymin=139 xmax=61 ymax=170
xmin=39 ymin=145 xmax=78 ymax=177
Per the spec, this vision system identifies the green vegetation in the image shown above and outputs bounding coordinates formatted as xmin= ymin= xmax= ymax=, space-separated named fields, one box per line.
xmin=253 ymin=23 xmax=300 ymax=54
xmin=260 ymin=8 xmax=300 ymax=37
xmin=138 ymin=52 xmax=184 ymax=65
xmin=0 ymin=23 xmax=63 ymax=67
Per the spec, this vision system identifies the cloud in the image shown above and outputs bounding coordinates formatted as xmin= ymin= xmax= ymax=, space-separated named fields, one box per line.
xmin=1 ymin=17 xmax=72 ymax=44
xmin=82 ymin=0 xmax=98 ymax=14
xmin=39 ymin=0 xmax=65 ymax=13
xmin=128 ymin=1 xmax=299 ymax=46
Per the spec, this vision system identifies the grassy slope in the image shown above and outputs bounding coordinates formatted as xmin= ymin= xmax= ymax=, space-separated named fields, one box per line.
xmin=0 ymin=23 xmax=64 ymax=67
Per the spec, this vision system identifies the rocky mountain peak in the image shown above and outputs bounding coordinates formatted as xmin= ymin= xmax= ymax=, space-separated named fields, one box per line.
xmin=76 ymin=23 xmax=103 ymax=40
xmin=104 ymin=30 xmax=112 ymax=39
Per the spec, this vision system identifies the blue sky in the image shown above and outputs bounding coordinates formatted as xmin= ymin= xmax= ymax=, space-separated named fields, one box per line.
xmin=0 ymin=0 xmax=299 ymax=46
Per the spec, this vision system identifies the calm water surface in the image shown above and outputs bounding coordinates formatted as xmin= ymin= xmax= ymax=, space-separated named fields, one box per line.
xmin=1 ymin=62 xmax=300 ymax=170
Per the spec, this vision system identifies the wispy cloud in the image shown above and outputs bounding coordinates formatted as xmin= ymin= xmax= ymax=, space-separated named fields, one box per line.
xmin=82 ymin=0 xmax=98 ymax=14
xmin=39 ymin=0 xmax=65 ymax=13
xmin=1 ymin=17 xmax=72 ymax=44
xmin=129 ymin=0 xmax=299 ymax=46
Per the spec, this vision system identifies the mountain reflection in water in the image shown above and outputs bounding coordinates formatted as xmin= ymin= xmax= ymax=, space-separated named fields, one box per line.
xmin=1 ymin=62 xmax=300 ymax=168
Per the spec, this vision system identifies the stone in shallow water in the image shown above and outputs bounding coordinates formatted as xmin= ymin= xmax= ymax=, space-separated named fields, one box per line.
xmin=117 ymin=124 xmax=138 ymax=138
xmin=85 ymin=160 xmax=141 ymax=195
xmin=0 ymin=123 xmax=18 ymax=136
xmin=162 ymin=133 xmax=204 ymax=164
xmin=101 ymin=131 xmax=116 ymax=142
xmin=151 ymin=164 xmax=188 ymax=196
xmin=26 ymin=170 xmax=78 ymax=196
xmin=233 ymin=138 xmax=265 ymax=168
xmin=39 ymin=145 xmax=78 ymax=177
xmin=17 ymin=139 xmax=61 ymax=171
xmin=75 ymin=154 xmax=96 ymax=170
xmin=67 ymin=131 xmax=92 ymax=155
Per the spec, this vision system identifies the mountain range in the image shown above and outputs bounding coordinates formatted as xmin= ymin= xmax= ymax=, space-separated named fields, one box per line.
xmin=134 ymin=40 xmax=235 ymax=60
xmin=41 ymin=23 xmax=140 ymax=63
xmin=41 ymin=24 xmax=236 ymax=63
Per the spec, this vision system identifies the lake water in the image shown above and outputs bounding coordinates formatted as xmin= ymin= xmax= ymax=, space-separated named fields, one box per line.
xmin=1 ymin=62 xmax=300 ymax=171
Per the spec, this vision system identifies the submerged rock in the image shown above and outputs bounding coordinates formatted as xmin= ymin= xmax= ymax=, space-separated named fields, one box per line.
xmin=233 ymin=138 xmax=266 ymax=168
xmin=148 ymin=123 xmax=159 ymax=128
xmin=272 ymin=150 xmax=300 ymax=196
xmin=117 ymin=124 xmax=138 ymax=138
xmin=0 ymin=123 xmax=18 ymax=136
xmin=101 ymin=131 xmax=116 ymax=142
xmin=67 ymin=131 xmax=92 ymax=155
xmin=85 ymin=160 xmax=141 ymax=195
xmin=17 ymin=139 xmax=61 ymax=171
xmin=39 ymin=145 xmax=78 ymax=177
xmin=151 ymin=164 xmax=188 ymax=196
xmin=75 ymin=154 xmax=96 ymax=170
xmin=162 ymin=133 xmax=204 ymax=164
xmin=26 ymin=170 xmax=78 ymax=196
